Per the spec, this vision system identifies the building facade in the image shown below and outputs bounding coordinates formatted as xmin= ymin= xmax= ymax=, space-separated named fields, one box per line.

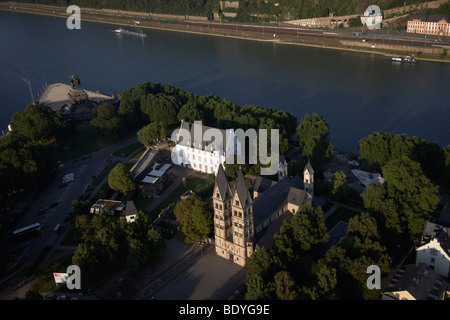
xmin=213 ymin=161 xmax=314 ymax=266
xmin=407 ymin=13 xmax=450 ymax=36
xmin=173 ymin=120 xmax=241 ymax=175
xmin=416 ymin=221 xmax=450 ymax=278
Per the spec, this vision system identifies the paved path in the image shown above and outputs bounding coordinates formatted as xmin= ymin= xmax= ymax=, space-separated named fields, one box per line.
xmin=151 ymin=246 xmax=246 ymax=300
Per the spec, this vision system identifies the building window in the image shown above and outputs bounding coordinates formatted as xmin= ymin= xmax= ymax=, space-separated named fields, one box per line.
xmin=430 ymin=249 xmax=438 ymax=256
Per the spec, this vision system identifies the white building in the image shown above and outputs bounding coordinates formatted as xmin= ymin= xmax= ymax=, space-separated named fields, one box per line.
xmin=416 ymin=222 xmax=450 ymax=278
xmin=361 ymin=5 xmax=383 ymax=29
xmin=351 ymin=169 xmax=384 ymax=189
xmin=172 ymin=120 xmax=242 ymax=175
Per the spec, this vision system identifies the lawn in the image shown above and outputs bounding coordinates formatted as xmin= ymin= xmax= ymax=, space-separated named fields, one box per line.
xmin=56 ymin=130 xmax=105 ymax=163
xmin=149 ymin=177 xmax=212 ymax=219
xmin=133 ymin=197 xmax=154 ymax=212
xmin=112 ymin=142 xmax=144 ymax=158
xmin=59 ymin=227 xmax=77 ymax=247
xmin=325 ymin=206 xmax=359 ymax=231
xmin=56 ymin=128 xmax=140 ymax=163
xmin=91 ymin=160 xmax=119 ymax=187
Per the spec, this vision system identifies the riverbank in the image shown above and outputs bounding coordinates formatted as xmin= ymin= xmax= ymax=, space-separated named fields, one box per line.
xmin=2 ymin=2 xmax=450 ymax=63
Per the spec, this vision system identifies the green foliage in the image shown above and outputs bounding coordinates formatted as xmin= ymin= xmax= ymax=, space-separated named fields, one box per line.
xmin=362 ymin=156 xmax=440 ymax=241
xmin=246 ymin=205 xmax=331 ymax=300
xmin=296 ymin=113 xmax=334 ymax=166
xmin=72 ymin=211 xmax=164 ymax=277
xmin=0 ymin=134 xmax=54 ymax=203
xmin=90 ymin=103 xmax=124 ymax=140
xmin=10 ymin=103 xmax=66 ymax=143
xmin=324 ymin=213 xmax=390 ymax=300
xmin=358 ymin=132 xmax=446 ymax=181
xmin=141 ymin=94 xmax=180 ymax=127
xmin=348 ymin=17 xmax=362 ymax=27
xmin=173 ymin=195 xmax=212 ymax=243
xmin=108 ymin=163 xmax=136 ymax=196
xmin=329 ymin=171 xmax=350 ymax=201
xmin=137 ymin=122 xmax=167 ymax=147
xmin=444 ymin=145 xmax=450 ymax=186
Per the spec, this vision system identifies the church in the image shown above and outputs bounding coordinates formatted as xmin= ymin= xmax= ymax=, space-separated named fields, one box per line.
xmin=212 ymin=158 xmax=314 ymax=266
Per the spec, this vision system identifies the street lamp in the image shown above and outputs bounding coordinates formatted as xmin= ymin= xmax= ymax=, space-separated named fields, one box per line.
xmin=22 ymin=78 xmax=35 ymax=104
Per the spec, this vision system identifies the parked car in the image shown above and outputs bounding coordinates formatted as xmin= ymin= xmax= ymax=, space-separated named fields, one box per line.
xmin=44 ymin=294 xmax=56 ymax=300
xmin=56 ymin=295 xmax=67 ymax=300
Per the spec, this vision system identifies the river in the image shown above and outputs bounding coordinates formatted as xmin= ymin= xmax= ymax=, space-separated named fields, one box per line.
xmin=1 ymin=10 xmax=449 ymax=153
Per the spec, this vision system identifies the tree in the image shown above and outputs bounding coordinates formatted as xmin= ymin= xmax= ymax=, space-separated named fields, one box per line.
xmin=173 ymin=195 xmax=212 ymax=243
xmin=125 ymin=212 xmax=165 ymax=271
xmin=358 ymin=132 xmax=393 ymax=168
xmin=140 ymin=93 xmax=180 ymax=126
xmin=445 ymin=145 xmax=450 ymax=186
xmin=118 ymin=99 xmax=144 ymax=128
xmin=380 ymin=156 xmax=440 ymax=239
xmin=279 ymin=205 xmax=329 ymax=253
xmin=329 ymin=171 xmax=350 ymax=201
xmin=90 ymin=103 xmax=124 ymax=140
xmin=10 ymin=103 xmax=65 ymax=143
xmin=108 ymin=163 xmax=136 ymax=196
xmin=296 ymin=113 xmax=333 ymax=166
xmin=274 ymin=271 xmax=297 ymax=300
xmin=137 ymin=122 xmax=166 ymax=147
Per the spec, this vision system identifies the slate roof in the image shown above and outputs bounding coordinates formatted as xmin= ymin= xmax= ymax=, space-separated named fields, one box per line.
xmin=419 ymin=221 xmax=450 ymax=257
xmin=124 ymin=201 xmax=138 ymax=217
xmin=252 ymin=174 xmax=306 ymax=227
xmin=304 ymin=159 xmax=314 ymax=174
xmin=234 ymin=168 xmax=251 ymax=206
xmin=383 ymin=263 xmax=447 ymax=300
xmin=253 ymin=176 xmax=277 ymax=195
xmin=177 ymin=120 xmax=229 ymax=151
xmin=215 ymin=164 xmax=230 ymax=200
xmin=255 ymin=211 xmax=294 ymax=248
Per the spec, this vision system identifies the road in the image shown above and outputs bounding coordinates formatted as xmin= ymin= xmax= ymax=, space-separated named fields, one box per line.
xmin=0 ymin=135 xmax=138 ymax=300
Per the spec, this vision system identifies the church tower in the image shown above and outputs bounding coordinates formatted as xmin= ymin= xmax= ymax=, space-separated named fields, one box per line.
xmin=213 ymin=164 xmax=233 ymax=261
xmin=230 ymin=168 xmax=254 ymax=266
xmin=278 ymin=155 xmax=288 ymax=181
xmin=303 ymin=160 xmax=314 ymax=198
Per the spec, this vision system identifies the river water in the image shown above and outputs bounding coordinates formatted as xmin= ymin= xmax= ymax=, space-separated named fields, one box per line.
xmin=1 ymin=10 xmax=449 ymax=153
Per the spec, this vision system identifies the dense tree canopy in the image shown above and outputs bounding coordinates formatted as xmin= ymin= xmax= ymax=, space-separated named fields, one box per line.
xmin=10 ymin=103 xmax=66 ymax=143
xmin=329 ymin=171 xmax=350 ymax=201
xmin=358 ymin=132 xmax=446 ymax=181
xmin=0 ymin=134 xmax=54 ymax=203
xmin=245 ymin=205 xmax=332 ymax=300
xmin=296 ymin=113 xmax=334 ymax=166
xmin=90 ymin=103 xmax=124 ymax=140
xmin=137 ymin=122 xmax=167 ymax=147
xmin=174 ymin=195 xmax=212 ymax=243
xmin=108 ymin=163 xmax=136 ymax=196
xmin=73 ymin=210 xmax=164 ymax=278
xmin=362 ymin=156 xmax=440 ymax=241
